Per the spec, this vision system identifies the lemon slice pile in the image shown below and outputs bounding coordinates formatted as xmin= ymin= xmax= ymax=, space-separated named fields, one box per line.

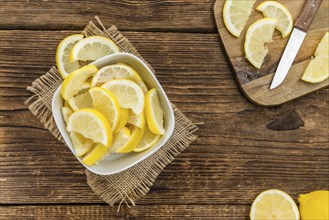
xmin=58 ymin=59 xmax=165 ymax=165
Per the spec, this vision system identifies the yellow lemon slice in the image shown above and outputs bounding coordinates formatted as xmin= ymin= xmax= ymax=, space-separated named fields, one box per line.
xmin=223 ymin=0 xmax=256 ymax=37
xmin=250 ymin=189 xmax=299 ymax=220
xmin=61 ymin=106 xmax=73 ymax=124
xmin=61 ymin=64 xmax=98 ymax=100
xmin=69 ymin=132 xmax=93 ymax=157
xmin=302 ymin=32 xmax=329 ymax=83
xmin=133 ymin=125 xmax=161 ymax=152
xmin=298 ymin=190 xmax=329 ymax=220
xmin=115 ymin=125 xmax=145 ymax=153
xmin=69 ymin=36 xmax=119 ymax=62
xmin=116 ymin=108 xmax=129 ymax=133
xmin=68 ymin=89 xmax=93 ymax=111
xmin=91 ymin=63 xmax=142 ymax=87
xmin=101 ymin=79 xmax=145 ymax=115
xmin=110 ymin=126 xmax=131 ymax=153
xmin=89 ymin=87 xmax=121 ymax=132
xmin=256 ymin=1 xmax=293 ymax=38
xmin=56 ymin=34 xmax=84 ymax=78
xmin=127 ymin=109 xmax=146 ymax=129
xmin=82 ymin=143 xmax=109 ymax=166
xmin=244 ymin=18 xmax=277 ymax=69
xmin=145 ymin=88 xmax=165 ymax=135
xmin=66 ymin=108 xmax=112 ymax=146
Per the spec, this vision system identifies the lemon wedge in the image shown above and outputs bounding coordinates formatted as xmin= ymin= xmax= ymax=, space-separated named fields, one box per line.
xmin=250 ymin=189 xmax=299 ymax=220
xmin=134 ymin=125 xmax=161 ymax=152
xmin=302 ymin=32 xmax=329 ymax=83
xmin=69 ymin=36 xmax=119 ymax=62
xmin=244 ymin=18 xmax=277 ymax=69
xmin=61 ymin=106 xmax=73 ymax=124
xmin=101 ymin=79 xmax=145 ymax=115
xmin=256 ymin=1 xmax=293 ymax=38
xmin=67 ymin=108 xmax=112 ymax=146
xmin=127 ymin=109 xmax=146 ymax=129
xmin=82 ymin=143 xmax=109 ymax=166
xmin=116 ymin=108 xmax=129 ymax=133
xmin=68 ymin=89 xmax=93 ymax=111
xmin=110 ymin=127 xmax=131 ymax=153
xmin=91 ymin=63 xmax=142 ymax=87
xmin=145 ymin=88 xmax=165 ymax=135
xmin=56 ymin=34 xmax=84 ymax=78
xmin=61 ymin=65 xmax=98 ymax=100
xmin=89 ymin=87 xmax=121 ymax=132
xmin=69 ymin=132 xmax=93 ymax=157
xmin=223 ymin=0 xmax=256 ymax=37
xmin=298 ymin=190 xmax=329 ymax=220
xmin=115 ymin=125 xmax=145 ymax=153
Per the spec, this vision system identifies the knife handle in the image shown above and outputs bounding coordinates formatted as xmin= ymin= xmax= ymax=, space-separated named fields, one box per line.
xmin=295 ymin=0 xmax=323 ymax=32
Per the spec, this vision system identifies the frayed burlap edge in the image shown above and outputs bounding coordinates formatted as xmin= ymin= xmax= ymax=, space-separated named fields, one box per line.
xmin=25 ymin=17 xmax=198 ymax=209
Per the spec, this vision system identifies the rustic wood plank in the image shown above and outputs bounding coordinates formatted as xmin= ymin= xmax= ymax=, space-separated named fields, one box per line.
xmin=0 ymin=205 xmax=248 ymax=219
xmin=0 ymin=0 xmax=216 ymax=32
xmin=1 ymin=30 xmax=328 ymax=206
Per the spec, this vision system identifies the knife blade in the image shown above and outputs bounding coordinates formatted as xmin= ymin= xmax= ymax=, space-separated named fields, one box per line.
xmin=270 ymin=0 xmax=323 ymax=90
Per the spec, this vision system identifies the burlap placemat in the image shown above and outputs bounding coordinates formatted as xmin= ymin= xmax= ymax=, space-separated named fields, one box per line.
xmin=25 ymin=17 xmax=198 ymax=208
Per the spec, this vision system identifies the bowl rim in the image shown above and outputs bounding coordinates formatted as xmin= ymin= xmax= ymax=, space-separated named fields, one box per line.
xmin=52 ymin=52 xmax=175 ymax=175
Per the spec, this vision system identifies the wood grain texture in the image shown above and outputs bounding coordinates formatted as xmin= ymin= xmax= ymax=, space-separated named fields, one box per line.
xmin=0 ymin=205 xmax=248 ymax=219
xmin=0 ymin=0 xmax=216 ymax=32
xmin=1 ymin=30 xmax=328 ymax=208
xmin=214 ymin=0 xmax=329 ymax=106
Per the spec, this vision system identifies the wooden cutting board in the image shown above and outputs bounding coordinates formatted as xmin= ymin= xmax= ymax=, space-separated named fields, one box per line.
xmin=214 ymin=0 xmax=329 ymax=106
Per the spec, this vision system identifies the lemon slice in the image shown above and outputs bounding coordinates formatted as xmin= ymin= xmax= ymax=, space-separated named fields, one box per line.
xmin=56 ymin=34 xmax=84 ymax=78
xmin=114 ymin=125 xmax=145 ymax=153
xmin=256 ymin=1 xmax=293 ymax=38
xmin=244 ymin=18 xmax=277 ymax=69
xmin=61 ymin=106 xmax=73 ymax=124
xmin=89 ymin=87 xmax=121 ymax=132
xmin=145 ymin=88 xmax=165 ymax=135
xmin=82 ymin=143 xmax=109 ymax=166
xmin=302 ymin=32 xmax=329 ymax=83
xmin=69 ymin=36 xmax=119 ymax=62
xmin=138 ymin=81 xmax=149 ymax=93
xmin=116 ymin=108 xmax=129 ymax=133
xmin=68 ymin=89 xmax=93 ymax=111
xmin=67 ymin=108 xmax=112 ymax=146
xmin=110 ymin=127 xmax=131 ymax=153
xmin=69 ymin=132 xmax=93 ymax=157
xmin=101 ymin=79 xmax=145 ymax=115
xmin=250 ymin=189 xmax=299 ymax=220
xmin=134 ymin=126 xmax=161 ymax=152
xmin=223 ymin=0 xmax=256 ymax=37
xmin=91 ymin=63 xmax=142 ymax=87
xmin=128 ymin=109 xmax=146 ymax=129
xmin=298 ymin=190 xmax=329 ymax=220
xmin=61 ymin=65 xmax=98 ymax=100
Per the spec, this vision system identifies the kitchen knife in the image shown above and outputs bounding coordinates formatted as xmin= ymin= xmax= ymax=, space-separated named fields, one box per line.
xmin=270 ymin=0 xmax=323 ymax=90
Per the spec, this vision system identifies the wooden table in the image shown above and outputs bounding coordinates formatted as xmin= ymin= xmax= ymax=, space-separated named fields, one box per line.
xmin=1 ymin=1 xmax=328 ymax=219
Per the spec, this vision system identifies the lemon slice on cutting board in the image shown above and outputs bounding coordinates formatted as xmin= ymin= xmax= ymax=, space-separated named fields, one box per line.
xmin=223 ymin=0 xmax=257 ymax=37
xmin=256 ymin=1 xmax=293 ymax=38
xmin=145 ymin=88 xmax=165 ymax=135
xmin=69 ymin=36 xmax=119 ymax=62
xmin=66 ymin=108 xmax=112 ymax=146
xmin=244 ymin=18 xmax=277 ymax=69
xmin=250 ymin=189 xmax=299 ymax=220
xmin=89 ymin=87 xmax=121 ymax=133
xmin=91 ymin=63 xmax=143 ymax=87
xmin=82 ymin=143 xmax=109 ymax=166
xmin=302 ymin=32 xmax=329 ymax=83
xmin=56 ymin=34 xmax=84 ymax=78
xmin=133 ymin=125 xmax=161 ymax=152
xmin=69 ymin=132 xmax=93 ymax=157
xmin=110 ymin=127 xmax=131 ymax=153
xmin=101 ymin=79 xmax=145 ymax=115
xmin=61 ymin=65 xmax=98 ymax=100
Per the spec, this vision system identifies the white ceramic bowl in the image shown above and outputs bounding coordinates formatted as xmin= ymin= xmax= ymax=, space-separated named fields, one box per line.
xmin=52 ymin=53 xmax=175 ymax=175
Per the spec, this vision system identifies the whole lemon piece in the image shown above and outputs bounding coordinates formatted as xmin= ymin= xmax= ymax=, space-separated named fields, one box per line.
xmin=298 ymin=190 xmax=329 ymax=220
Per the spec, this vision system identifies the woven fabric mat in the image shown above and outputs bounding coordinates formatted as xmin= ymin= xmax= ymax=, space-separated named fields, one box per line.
xmin=25 ymin=17 xmax=198 ymax=208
